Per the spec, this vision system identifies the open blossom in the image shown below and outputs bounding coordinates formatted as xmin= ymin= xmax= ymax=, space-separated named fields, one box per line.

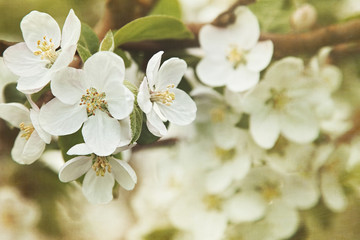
xmin=59 ymin=143 xmax=137 ymax=204
xmin=137 ymin=51 xmax=197 ymax=137
xmin=39 ymin=51 xmax=134 ymax=156
xmin=3 ymin=9 xmax=80 ymax=94
xmin=242 ymin=57 xmax=320 ymax=149
xmin=0 ymin=100 xmax=51 ymax=164
xmin=196 ymin=6 xmax=273 ymax=92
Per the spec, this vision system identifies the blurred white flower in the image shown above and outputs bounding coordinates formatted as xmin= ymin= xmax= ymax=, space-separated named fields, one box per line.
xmin=39 ymin=51 xmax=134 ymax=156
xmin=0 ymin=100 xmax=51 ymax=164
xmin=0 ymin=186 xmax=40 ymax=240
xmin=196 ymin=7 xmax=273 ymax=92
xmin=138 ymin=51 xmax=197 ymax=137
xmin=243 ymin=57 xmax=320 ymax=149
xmin=0 ymin=57 xmax=17 ymax=103
xmin=58 ymin=143 xmax=137 ymax=204
xmin=3 ymin=9 xmax=80 ymax=94
xmin=290 ymin=3 xmax=317 ymax=31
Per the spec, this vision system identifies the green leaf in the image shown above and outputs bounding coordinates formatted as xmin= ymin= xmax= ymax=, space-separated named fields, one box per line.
xmin=149 ymin=0 xmax=182 ymax=19
xmin=3 ymin=82 xmax=26 ymax=104
xmin=114 ymin=15 xmax=193 ymax=46
xmin=114 ymin=48 xmax=132 ymax=68
xmin=123 ymin=80 xmax=138 ymax=95
xmin=58 ymin=129 xmax=84 ymax=161
xmin=78 ymin=23 xmax=99 ymax=54
xmin=99 ymin=30 xmax=115 ymax=52
xmin=130 ymin=104 xmax=143 ymax=144
xmin=77 ymin=44 xmax=92 ymax=63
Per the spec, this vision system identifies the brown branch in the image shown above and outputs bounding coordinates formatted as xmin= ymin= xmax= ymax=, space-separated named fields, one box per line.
xmin=211 ymin=0 xmax=256 ymax=27
xmin=335 ymin=109 xmax=360 ymax=146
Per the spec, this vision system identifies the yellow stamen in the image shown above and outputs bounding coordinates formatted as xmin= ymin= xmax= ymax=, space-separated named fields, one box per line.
xmin=80 ymin=87 xmax=108 ymax=116
xmin=92 ymin=156 xmax=112 ymax=177
xmin=19 ymin=122 xmax=35 ymax=140
xmin=227 ymin=45 xmax=246 ymax=69
xmin=33 ymin=35 xmax=58 ymax=67
xmin=150 ymin=84 xmax=175 ymax=106
xmin=266 ymin=88 xmax=291 ymax=111
xmin=202 ymin=194 xmax=223 ymax=211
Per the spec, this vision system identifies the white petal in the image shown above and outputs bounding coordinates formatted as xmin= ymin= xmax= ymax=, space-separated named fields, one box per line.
xmin=84 ymin=51 xmax=125 ymax=91
xmin=196 ymin=58 xmax=229 ymax=87
xmin=206 ymin=168 xmax=232 ymax=194
xmin=58 ymin=156 xmax=92 ymax=182
xmin=60 ymin=9 xmax=81 ymax=49
xmin=246 ymin=40 xmax=274 ymax=72
xmin=226 ymin=66 xmax=259 ymax=92
xmin=16 ymin=72 xmax=51 ymax=94
xmin=50 ymin=45 xmax=77 ymax=72
xmin=137 ymin=78 xmax=152 ymax=114
xmin=321 ymin=172 xmax=347 ymax=212
xmin=156 ymin=58 xmax=187 ymax=90
xmin=11 ymin=131 xmax=45 ymax=164
xmin=146 ymin=109 xmax=167 ymax=137
xmin=280 ymin=103 xmax=319 ymax=143
xmin=267 ymin=202 xmax=299 ymax=239
xmin=225 ymin=192 xmax=266 ymax=223
xmin=82 ymin=111 xmax=121 ymax=156
xmin=106 ymin=84 xmax=134 ymax=120
xmin=213 ymin=123 xmax=239 ymax=150
xmin=157 ymin=88 xmax=197 ymax=125
xmin=0 ymin=103 xmax=30 ymax=127
xmin=51 ymin=67 xmax=86 ymax=105
xmin=146 ymin=51 xmax=163 ymax=88
xmin=3 ymin=42 xmax=47 ymax=77
xmin=21 ymin=11 xmax=61 ymax=52
xmin=118 ymin=117 xmax=132 ymax=146
xmin=250 ymin=107 xmax=280 ymax=149
xmin=231 ymin=6 xmax=260 ymax=50
xmin=82 ymin=169 xmax=115 ymax=204
xmin=39 ymin=98 xmax=87 ymax=135
xmin=29 ymin=109 xmax=51 ymax=144
xmin=67 ymin=143 xmax=93 ymax=156
xmin=109 ymin=157 xmax=137 ymax=190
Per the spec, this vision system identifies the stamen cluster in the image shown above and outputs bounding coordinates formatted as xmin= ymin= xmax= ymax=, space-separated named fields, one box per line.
xmin=80 ymin=87 xmax=108 ymax=116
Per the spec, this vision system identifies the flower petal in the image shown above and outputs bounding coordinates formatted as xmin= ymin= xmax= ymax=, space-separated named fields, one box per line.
xmin=51 ymin=67 xmax=86 ymax=105
xmin=109 ymin=157 xmax=137 ymax=190
xmin=84 ymin=51 xmax=125 ymax=91
xmin=58 ymin=156 xmax=92 ymax=182
xmin=280 ymin=103 xmax=319 ymax=143
xmin=21 ymin=11 xmax=61 ymax=52
xmin=250 ymin=106 xmax=280 ymax=149
xmin=157 ymin=88 xmax=197 ymax=125
xmin=226 ymin=66 xmax=259 ymax=92
xmin=225 ymin=192 xmax=266 ymax=223
xmin=0 ymin=103 xmax=30 ymax=127
xmin=196 ymin=58 xmax=229 ymax=87
xmin=246 ymin=40 xmax=273 ymax=72
xmin=146 ymin=51 xmax=163 ymax=88
xmin=82 ymin=110 xmax=121 ymax=156
xmin=39 ymin=98 xmax=87 ymax=135
xmin=118 ymin=117 xmax=132 ymax=146
xmin=321 ymin=172 xmax=347 ymax=212
xmin=60 ymin=9 xmax=81 ymax=49
xmin=11 ymin=131 xmax=45 ymax=164
xmin=156 ymin=58 xmax=187 ymax=90
xmin=67 ymin=143 xmax=92 ymax=156
xmin=82 ymin=169 xmax=115 ymax=204
xmin=146 ymin=109 xmax=167 ymax=137
xmin=3 ymin=42 xmax=47 ymax=77
xmin=137 ymin=78 xmax=152 ymax=114
xmin=29 ymin=109 xmax=51 ymax=144
xmin=50 ymin=45 xmax=77 ymax=72
xmin=106 ymin=84 xmax=134 ymax=120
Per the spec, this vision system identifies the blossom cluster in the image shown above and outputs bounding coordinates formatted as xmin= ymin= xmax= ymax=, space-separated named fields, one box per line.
xmin=0 ymin=9 xmax=196 ymax=204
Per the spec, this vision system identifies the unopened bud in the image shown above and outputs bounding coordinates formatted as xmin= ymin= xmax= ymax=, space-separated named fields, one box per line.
xmin=290 ymin=3 xmax=317 ymax=31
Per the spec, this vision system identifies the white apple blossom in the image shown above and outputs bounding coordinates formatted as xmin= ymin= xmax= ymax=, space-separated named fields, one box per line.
xmin=39 ymin=51 xmax=134 ymax=156
xmin=242 ymin=57 xmax=320 ymax=149
xmin=3 ymin=9 xmax=81 ymax=94
xmin=137 ymin=51 xmax=197 ymax=137
xmin=0 ymin=99 xmax=51 ymax=164
xmin=196 ymin=6 xmax=273 ymax=92
xmin=58 ymin=143 xmax=137 ymax=204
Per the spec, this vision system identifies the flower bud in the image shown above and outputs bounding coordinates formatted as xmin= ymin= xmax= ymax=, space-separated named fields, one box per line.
xmin=290 ymin=3 xmax=317 ymax=31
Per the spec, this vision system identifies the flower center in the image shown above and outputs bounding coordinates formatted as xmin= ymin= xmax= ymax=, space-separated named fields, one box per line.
xmin=266 ymin=88 xmax=291 ymax=111
xmin=33 ymin=36 xmax=58 ymax=68
xmin=80 ymin=87 xmax=108 ymax=116
xmin=227 ymin=45 xmax=246 ymax=69
xmin=257 ymin=181 xmax=281 ymax=203
xmin=150 ymin=84 xmax=175 ymax=106
xmin=92 ymin=156 xmax=112 ymax=177
xmin=210 ymin=108 xmax=225 ymax=123
xmin=202 ymin=194 xmax=223 ymax=211
xmin=19 ymin=122 xmax=34 ymax=140
xmin=215 ymin=147 xmax=236 ymax=163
